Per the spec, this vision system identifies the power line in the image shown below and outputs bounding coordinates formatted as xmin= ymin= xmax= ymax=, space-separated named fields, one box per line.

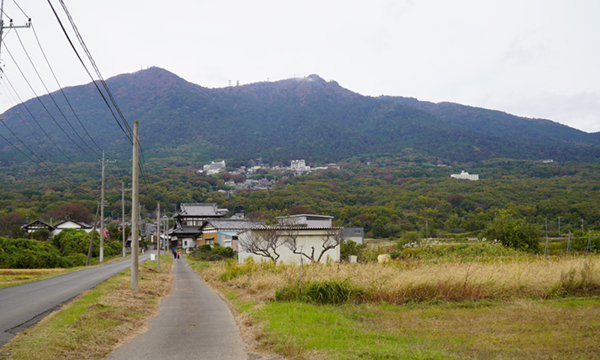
xmin=1 ymin=71 xmax=75 ymax=162
xmin=12 ymin=29 xmax=101 ymax=158
xmin=46 ymin=0 xmax=133 ymax=144
xmin=0 ymin=119 xmax=83 ymax=192
xmin=30 ymin=24 xmax=104 ymax=155
xmin=3 ymin=41 xmax=97 ymax=159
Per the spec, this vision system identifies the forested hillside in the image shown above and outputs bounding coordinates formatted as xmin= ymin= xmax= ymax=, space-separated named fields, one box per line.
xmin=1 ymin=67 xmax=599 ymax=169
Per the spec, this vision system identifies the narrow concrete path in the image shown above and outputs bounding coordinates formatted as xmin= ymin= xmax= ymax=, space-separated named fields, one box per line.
xmin=107 ymin=255 xmax=247 ymax=360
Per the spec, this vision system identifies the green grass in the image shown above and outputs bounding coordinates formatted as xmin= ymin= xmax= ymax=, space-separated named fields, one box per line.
xmin=250 ymin=298 xmax=600 ymax=359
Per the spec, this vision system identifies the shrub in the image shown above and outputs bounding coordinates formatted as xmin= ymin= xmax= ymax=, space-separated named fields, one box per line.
xmin=479 ymin=209 xmax=540 ymax=253
xmin=340 ymin=240 xmax=365 ymax=260
xmin=276 ymin=279 xmax=363 ymax=304
xmin=0 ymin=237 xmax=73 ymax=268
xmin=397 ymin=232 xmax=421 ymax=249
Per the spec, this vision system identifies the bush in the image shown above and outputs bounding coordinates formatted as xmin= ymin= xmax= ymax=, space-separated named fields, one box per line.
xmin=0 ymin=237 xmax=74 ymax=268
xmin=397 ymin=232 xmax=421 ymax=249
xmin=479 ymin=209 xmax=540 ymax=253
xmin=275 ymin=279 xmax=363 ymax=304
xmin=67 ymin=253 xmax=88 ymax=267
xmin=53 ymin=229 xmax=100 ymax=257
xmin=340 ymin=240 xmax=365 ymax=260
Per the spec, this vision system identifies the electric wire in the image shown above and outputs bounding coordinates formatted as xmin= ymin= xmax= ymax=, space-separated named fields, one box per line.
xmin=0 ymin=120 xmax=83 ymax=192
xmin=11 ymin=0 xmax=28 ymax=18
xmin=3 ymin=41 xmax=98 ymax=159
xmin=2 ymin=71 xmax=75 ymax=161
xmin=46 ymin=0 xmax=133 ymax=144
xmin=30 ymin=24 xmax=104 ymax=155
xmin=0 ymin=78 xmax=57 ymax=161
xmin=51 ymin=0 xmax=155 ymax=196
xmin=12 ymin=29 xmax=101 ymax=158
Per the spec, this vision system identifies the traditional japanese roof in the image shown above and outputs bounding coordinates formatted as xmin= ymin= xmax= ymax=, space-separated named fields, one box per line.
xmin=52 ymin=219 xmax=93 ymax=229
xmin=20 ymin=218 xmax=54 ymax=230
xmin=203 ymin=219 xmax=265 ymax=231
xmin=174 ymin=203 xmax=226 ymax=218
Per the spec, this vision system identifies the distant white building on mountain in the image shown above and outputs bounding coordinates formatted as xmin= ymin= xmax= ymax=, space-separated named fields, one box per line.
xmin=201 ymin=160 xmax=226 ymax=175
xmin=450 ymin=170 xmax=478 ymax=181
xmin=290 ymin=159 xmax=311 ymax=173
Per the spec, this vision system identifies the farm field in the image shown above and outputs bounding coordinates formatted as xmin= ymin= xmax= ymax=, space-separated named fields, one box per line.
xmin=191 ymin=247 xmax=600 ymax=359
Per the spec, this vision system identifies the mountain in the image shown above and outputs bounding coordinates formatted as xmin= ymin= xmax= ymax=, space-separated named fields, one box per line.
xmin=1 ymin=67 xmax=599 ymax=168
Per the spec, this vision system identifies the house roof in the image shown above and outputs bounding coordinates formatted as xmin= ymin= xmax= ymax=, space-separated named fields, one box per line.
xmin=277 ymin=214 xmax=334 ymax=220
xmin=53 ymin=219 xmax=93 ymax=229
xmin=204 ymin=219 xmax=265 ymax=230
xmin=21 ymin=218 xmax=54 ymax=230
xmin=175 ymin=203 xmax=226 ymax=218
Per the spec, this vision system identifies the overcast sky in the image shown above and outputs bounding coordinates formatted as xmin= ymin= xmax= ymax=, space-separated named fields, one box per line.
xmin=1 ymin=0 xmax=598 ymax=132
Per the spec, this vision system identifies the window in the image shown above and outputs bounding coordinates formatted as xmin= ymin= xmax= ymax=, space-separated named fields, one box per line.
xmin=184 ymin=241 xmax=188 ymax=246
xmin=206 ymin=238 xmax=214 ymax=246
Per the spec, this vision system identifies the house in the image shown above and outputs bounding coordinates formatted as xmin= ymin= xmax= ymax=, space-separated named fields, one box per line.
xmin=450 ymin=171 xmax=479 ymax=180
xmin=51 ymin=219 xmax=93 ymax=237
xmin=199 ymin=219 xmax=265 ymax=250
xmin=276 ymin=214 xmax=333 ymax=227
xmin=169 ymin=203 xmax=227 ymax=249
xmin=238 ymin=214 xmax=348 ymax=264
xmin=21 ymin=218 xmax=54 ymax=234
xmin=202 ymin=160 xmax=226 ymax=175
xmin=340 ymin=227 xmax=365 ymax=244
xmin=237 ymin=226 xmax=342 ymax=264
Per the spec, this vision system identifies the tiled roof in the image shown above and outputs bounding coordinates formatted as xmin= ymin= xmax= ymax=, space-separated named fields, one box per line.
xmin=176 ymin=203 xmax=226 ymax=217
xmin=205 ymin=219 xmax=265 ymax=230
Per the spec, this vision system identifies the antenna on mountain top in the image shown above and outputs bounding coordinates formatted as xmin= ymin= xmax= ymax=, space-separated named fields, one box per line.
xmin=236 ymin=80 xmax=239 ymax=86
xmin=228 ymin=80 xmax=231 ymax=87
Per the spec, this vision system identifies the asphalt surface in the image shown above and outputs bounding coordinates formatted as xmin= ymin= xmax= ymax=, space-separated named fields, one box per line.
xmin=107 ymin=255 xmax=247 ymax=360
xmin=0 ymin=252 xmax=152 ymax=348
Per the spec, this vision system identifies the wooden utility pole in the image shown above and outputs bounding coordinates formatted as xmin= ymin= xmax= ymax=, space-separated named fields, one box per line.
xmin=131 ymin=121 xmax=139 ymax=290
xmin=99 ymin=151 xmax=116 ymax=263
xmin=122 ymin=182 xmax=131 ymax=257
xmin=156 ymin=202 xmax=160 ymax=269
xmin=86 ymin=201 xmax=100 ymax=266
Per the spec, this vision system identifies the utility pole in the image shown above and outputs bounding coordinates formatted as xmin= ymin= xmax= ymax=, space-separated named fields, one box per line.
xmin=122 ymin=182 xmax=131 ymax=257
xmin=99 ymin=151 xmax=116 ymax=263
xmin=0 ymin=0 xmax=31 ymax=56
xmin=558 ymin=216 xmax=561 ymax=237
xmin=164 ymin=212 xmax=168 ymax=262
xmin=131 ymin=121 xmax=139 ymax=290
xmin=581 ymin=218 xmax=584 ymax=235
xmin=156 ymin=202 xmax=160 ymax=269
xmin=544 ymin=216 xmax=549 ymax=256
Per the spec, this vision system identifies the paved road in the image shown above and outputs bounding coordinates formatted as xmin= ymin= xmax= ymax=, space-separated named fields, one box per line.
xmin=107 ymin=255 xmax=247 ymax=360
xmin=0 ymin=253 xmax=152 ymax=347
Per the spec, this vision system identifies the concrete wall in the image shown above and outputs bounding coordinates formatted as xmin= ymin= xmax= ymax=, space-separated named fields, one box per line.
xmin=238 ymin=229 xmax=341 ymax=264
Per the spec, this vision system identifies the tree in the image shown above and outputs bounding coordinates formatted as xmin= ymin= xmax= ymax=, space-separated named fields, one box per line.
xmin=10 ymin=225 xmax=25 ymax=239
xmin=31 ymin=228 xmax=51 ymax=241
xmin=44 ymin=203 xmax=92 ymax=223
xmin=239 ymin=227 xmax=282 ymax=263
xmin=480 ymin=209 xmax=540 ymax=253
xmin=283 ymin=227 xmax=344 ymax=263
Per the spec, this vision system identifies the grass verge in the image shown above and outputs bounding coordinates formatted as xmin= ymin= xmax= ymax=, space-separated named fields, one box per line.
xmin=0 ymin=256 xmax=173 ymax=360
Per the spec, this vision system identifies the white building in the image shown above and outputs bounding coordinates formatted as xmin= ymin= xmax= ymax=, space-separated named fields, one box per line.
xmin=238 ymin=227 xmax=341 ymax=264
xmin=202 ymin=160 xmax=226 ymax=175
xmin=290 ymin=159 xmax=311 ymax=172
xmin=450 ymin=171 xmax=479 ymax=181
xmin=276 ymin=214 xmax=333 ymax=227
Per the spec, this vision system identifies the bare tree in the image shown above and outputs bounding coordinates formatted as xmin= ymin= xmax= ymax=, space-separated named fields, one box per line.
xmin=284 ymin=227 xmax=344 ymax=263
xmin=239 ymin=227 xmax=282 ymax=263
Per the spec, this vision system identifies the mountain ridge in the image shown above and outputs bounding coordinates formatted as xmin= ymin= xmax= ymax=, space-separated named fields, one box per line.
xmin=1 ymin=66 xmax=599 ymax=167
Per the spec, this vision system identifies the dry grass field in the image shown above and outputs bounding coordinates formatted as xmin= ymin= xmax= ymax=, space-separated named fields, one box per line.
xmin=194 ymin=254 xmax=600 ymax=359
